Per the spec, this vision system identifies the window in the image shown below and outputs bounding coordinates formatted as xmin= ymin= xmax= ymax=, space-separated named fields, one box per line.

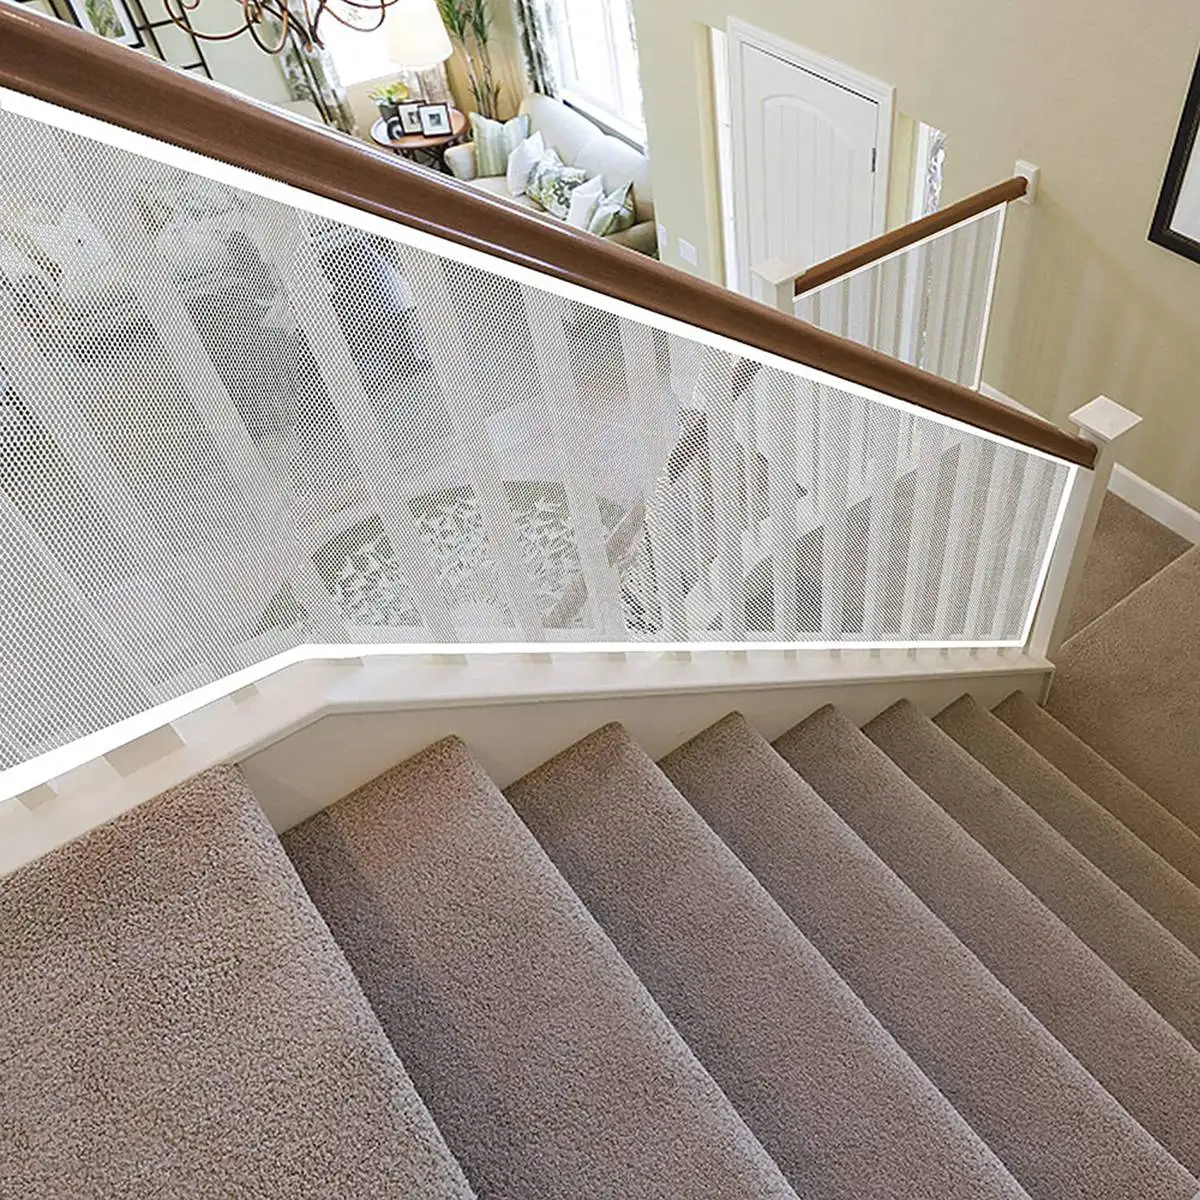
xmin=319 ymin=14 xmax=397 ymax=88
xmin=551 ymin=0 xmax=646 ymax=144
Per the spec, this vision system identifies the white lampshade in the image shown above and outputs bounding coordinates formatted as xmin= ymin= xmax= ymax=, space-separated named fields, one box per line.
xmin=386 ymin=0 xmax=454 ymax=70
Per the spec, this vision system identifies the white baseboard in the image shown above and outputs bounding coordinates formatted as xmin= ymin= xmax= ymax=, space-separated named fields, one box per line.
xmin=1108 ymin=465 xmax=1200 ymax=546
xmin=980 ymin=382 xmax=1200 ymax=546
xmin=0 ymin=647 xmax=1050 ymax=878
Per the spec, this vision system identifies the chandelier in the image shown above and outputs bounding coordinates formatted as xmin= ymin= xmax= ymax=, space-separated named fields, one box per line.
xmin=163 ymin=0 xmax=402 ymax=54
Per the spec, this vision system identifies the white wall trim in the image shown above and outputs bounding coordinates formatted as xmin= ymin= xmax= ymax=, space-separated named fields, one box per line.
xmin=1109 ymin=464 xmax=1200 ymax=545
xmin=980 ymin=381 xmax=1200 ymax=546
xmin=0 ymin=647 xmax=1051 ymax=878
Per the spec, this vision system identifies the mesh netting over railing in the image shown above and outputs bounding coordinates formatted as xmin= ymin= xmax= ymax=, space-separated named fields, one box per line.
xmin=0 ymin=102 xmax=1071 ymax=770
xmin=794 ymin=206 xmax=1004 ymax=388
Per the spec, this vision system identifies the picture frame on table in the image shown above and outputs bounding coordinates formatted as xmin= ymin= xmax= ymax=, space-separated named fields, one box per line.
xmin=396 ymin=102 xmax=425 ymax=136
xmin=63 ymin=0 xmax=143 ymax=46
xmin=418 ymin=102 xmax=452 ymax=138
xmin=1150 ymin=51 xmax=1200 ymax=265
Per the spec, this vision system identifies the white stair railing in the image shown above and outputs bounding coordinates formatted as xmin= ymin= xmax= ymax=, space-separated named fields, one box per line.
xmin=0 ymin=31 xmax=1091 ymax=794
xmin=753 ymin=173 xmax=1033 ymax=389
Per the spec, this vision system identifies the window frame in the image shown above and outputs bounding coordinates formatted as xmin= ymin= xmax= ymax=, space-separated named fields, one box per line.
xmin=550 ymin=0 xmax=647 ymax=147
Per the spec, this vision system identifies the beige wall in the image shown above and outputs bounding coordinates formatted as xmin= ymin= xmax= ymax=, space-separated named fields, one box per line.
xmin=631 ymin=0 xmax=1200 ymax=508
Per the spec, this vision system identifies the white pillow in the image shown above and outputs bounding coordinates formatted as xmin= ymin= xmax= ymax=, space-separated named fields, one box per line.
xmin=506 ymin=131 xmax=545 ymax=197
xmin=566 ymin=174 xmax=605 ymax=231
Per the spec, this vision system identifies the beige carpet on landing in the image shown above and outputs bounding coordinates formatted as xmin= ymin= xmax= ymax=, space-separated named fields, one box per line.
xmin=1064 ymin=493 xmax=1190 ymax=639
xmin=1050 ymin=548 xmax=1200 ymax=837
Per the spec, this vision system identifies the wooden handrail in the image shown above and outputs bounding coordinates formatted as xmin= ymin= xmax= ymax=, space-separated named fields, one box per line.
xmin=795 ymin=176 xmax=1028 ymax=296
xmin=0 ymin=10 xmax=1095 ymax=469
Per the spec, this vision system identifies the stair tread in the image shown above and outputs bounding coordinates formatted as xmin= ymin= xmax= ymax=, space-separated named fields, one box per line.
xmin=938 ymin=695 xmax=1200 ymax=957
xmin=1050 ymin=546 xmax=1200 ymax=835
xmin=283 ymin=737 xmax=795 ymax=1200
xmin=1064 ymin=492 xmax=1191 ymax=639
xmin=867 ymin=700 xmax=1200 ymax=1052
xmin=778 ymin=705 xmax=1200 ymax=1180
xmin=665 ymin=714 xmax=1196 ymax=1200
xmin=994 ymin=690 xmax=1200 ymax=888
xmin=508 ymin=722 xmax=1024 ymax=1200
xmin=0 ymin=766 xmax=473 ymax=1200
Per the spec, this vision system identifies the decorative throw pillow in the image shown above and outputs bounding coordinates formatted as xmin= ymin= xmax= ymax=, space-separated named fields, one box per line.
xmin=587 ymin=181 xmax=636 ymax=237
xmin=528 ymin=150 xmax=589 ymax=219
xmin=471 ymin=112 xmax=530 ymax=178
xmin=505 ymin=131 xmax=545 ymax=196
xmin=566 ymin=174 xmax=605 ymax=230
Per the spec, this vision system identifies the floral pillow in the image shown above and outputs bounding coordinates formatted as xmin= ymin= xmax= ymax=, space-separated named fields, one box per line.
xmin=527 ymin=150 xmax=589 ymax=219
xmin=587 ymin=181 xmax=636 ymax=237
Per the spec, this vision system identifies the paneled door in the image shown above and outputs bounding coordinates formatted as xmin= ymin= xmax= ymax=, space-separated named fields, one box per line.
xmin=728 ymin=20 xmax=892 ymax=295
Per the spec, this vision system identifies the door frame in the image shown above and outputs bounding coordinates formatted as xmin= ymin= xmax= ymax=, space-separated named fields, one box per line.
xmin=727 ymin=18 xmax=895 ymax=295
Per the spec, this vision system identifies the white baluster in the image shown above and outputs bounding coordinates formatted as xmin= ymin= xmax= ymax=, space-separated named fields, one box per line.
xmin=767 ymin=375 xmax=802 ymax=638
xmin=620 ymin=322 xmax=686 ymax=638
xmin=521 ymin=290 xmax=627 ymax=637
xmin=245 ymin=202 xmax=459 ymax=642
xmin=398 ymin=251 xmax=547 ymax=641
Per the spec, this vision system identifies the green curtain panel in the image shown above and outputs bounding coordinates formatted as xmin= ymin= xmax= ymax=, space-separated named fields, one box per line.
xmin=512 ymin=0 xmax=558 ymax=96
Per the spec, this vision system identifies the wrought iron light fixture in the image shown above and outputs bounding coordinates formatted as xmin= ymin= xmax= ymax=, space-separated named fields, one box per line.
xmin=163 ymin=0 xmax=401 ymax=54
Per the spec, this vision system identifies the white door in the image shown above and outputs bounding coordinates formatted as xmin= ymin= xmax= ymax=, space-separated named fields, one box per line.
xmin=729 ymin=22 xmax=892 ymax=295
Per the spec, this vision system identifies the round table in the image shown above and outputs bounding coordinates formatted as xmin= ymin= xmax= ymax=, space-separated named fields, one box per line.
xmin=370 ymin=110 xmax=468 ymax=173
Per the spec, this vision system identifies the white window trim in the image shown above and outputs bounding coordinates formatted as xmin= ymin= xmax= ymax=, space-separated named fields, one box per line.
xmin=550 ymin=0 xmax=647 ymax=145
xmin=561 ymin=92 xmax=647 ymax=150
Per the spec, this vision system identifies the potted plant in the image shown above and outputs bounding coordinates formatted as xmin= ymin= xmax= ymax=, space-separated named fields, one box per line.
xmin=370 ymin=81 xmax=411 ymax=122
xmin=435 ymin=0 xmax=502 ymax=119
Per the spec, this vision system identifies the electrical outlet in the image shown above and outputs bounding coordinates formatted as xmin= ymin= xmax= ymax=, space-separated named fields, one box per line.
xmin=656 ymin=222 xmax=668 ymax=251
xmin=678 ymin=237 xmax=699 ymax=266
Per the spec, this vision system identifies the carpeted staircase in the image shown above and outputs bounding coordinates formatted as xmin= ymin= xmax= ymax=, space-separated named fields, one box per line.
xmin=4 ymin=495 xmax=1200 ymax=1199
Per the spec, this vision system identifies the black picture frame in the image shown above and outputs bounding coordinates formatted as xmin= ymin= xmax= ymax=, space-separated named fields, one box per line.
xmin=1150 ymin=50 xmax=1200 ymax=265
xmin=396 ymin=102 xmax=424 ymax=136
xmin=418 ymin=102 xmax=452 ymax=138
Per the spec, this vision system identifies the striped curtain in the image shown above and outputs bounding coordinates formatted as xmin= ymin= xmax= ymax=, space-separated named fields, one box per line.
xmin=512 ymin=0 xmax=558 ymax=96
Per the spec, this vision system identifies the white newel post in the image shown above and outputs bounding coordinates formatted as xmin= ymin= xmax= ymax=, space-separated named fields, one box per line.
xmin=1029 ymin=396 xmax=1142 ymax=664
xmin=750 ymin=259 xmax=803 ymax=314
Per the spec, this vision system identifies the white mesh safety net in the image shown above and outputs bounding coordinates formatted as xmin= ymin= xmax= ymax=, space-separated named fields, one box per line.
xmin=0 ymin=102 xmax=1071 ymax=772
xmin=795 ymin=206 xmax=1005 ymax=389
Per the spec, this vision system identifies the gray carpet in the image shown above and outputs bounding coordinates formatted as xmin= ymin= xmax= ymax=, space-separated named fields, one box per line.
xmin=663 ymin=714 xmax=1195 ymax=1200
xmin=1064 ymin=492 xmax=1190 ymax=639
xmin=938 ymin=695 xmax=1200 ymax=957
xmin=0 ymin=766 xmax=474 ymax=1200
xmin=995 ymin=690 xmax=1200 ymax=888
xmin=507 ymin=723 xmax=1025 ymax=1200
xmin=868 ymin=700 xmax=1200 ymax=1052
xmin=283 ymin=737 xmax=796 ymax=1200
xmin=1049 ymin=547 xmax=1200 ymax=835
xmin=776 ymin=704 xmax=1200 ymax=1177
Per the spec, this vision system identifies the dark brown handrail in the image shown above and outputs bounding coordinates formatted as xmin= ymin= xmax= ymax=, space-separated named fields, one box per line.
xmin=0 ymin=10 xmax=1095 ymax=469
xmin=795 ymin=176 xmax=1028 ymax=296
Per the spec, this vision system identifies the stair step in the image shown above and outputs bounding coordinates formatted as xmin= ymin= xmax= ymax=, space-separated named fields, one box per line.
xmin=937 ymin=695 xmax=1200 ymax=957
xmin=867 ymin=700 xmax=1200 ymax=1052
xmin=777 ymin=704 xmax=1200 ymax=1177
xmin=994 ymin=690 xmax=1200 ymax=888
xmin=507 ymin=723 xmax=1024 ymax=1200
xmin=1064 ymin=492 xmax=1191 ymax=639
xmin=282 ymin=737 xmax=795 ymax=1200
xmin=1050 ymin=546 xmax=1200 ymax=835
xmin=0 ymin=766 xmax=472 ymax=1199
xmin=667 ymin=714 xmax=1196 ymax=1199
